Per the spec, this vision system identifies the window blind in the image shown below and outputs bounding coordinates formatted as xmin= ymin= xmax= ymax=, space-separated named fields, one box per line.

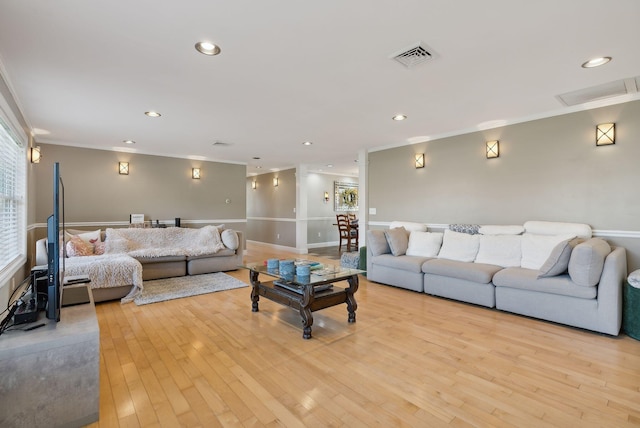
xmin=0 ymin=116 xmax=25 ymax=276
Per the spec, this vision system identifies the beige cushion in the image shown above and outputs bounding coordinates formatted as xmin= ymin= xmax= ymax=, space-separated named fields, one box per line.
xmin=568 ymin=238 xmax=612 ymax=287
xmin=367 ymin=229 xmax=391 ymax=256
xmin=538 ymin=238 xmax=583 ymax=278
xmin=384 ymin=227 xmax=409 ymax=256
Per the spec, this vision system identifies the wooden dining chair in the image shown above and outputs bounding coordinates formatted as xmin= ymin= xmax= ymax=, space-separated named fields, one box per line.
xmin=337 ymin=214 xmax=358 ymax=252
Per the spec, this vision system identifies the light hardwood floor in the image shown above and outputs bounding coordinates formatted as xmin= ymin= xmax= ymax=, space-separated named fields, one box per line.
xmin=88 ymin=244 xmax=640 ymax=427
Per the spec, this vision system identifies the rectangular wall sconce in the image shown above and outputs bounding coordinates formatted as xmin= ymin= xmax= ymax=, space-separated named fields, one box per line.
xmin=252 ymin=180 xmax=257 ymax=190
xmin=273 ymin=177 xmax=279 ymax=187
xmin=192 ymin=168 xmax=201 ymax=179
xmin=596 ymin=123 xmax=615 ymax=146
xmin=324 ymin=191 xmax=330 ymax=203
xmin=486 ymin=140 xmax=499 ymax=158
xmin=119 ymin=162 xmax=129 ymax=175
xmin=415 ymin=153 xmax=425 ymax=168
xmin=30 ymin=146 xmax=41 ymax=164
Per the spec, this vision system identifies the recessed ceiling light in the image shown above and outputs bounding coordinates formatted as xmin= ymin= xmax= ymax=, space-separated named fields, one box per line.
xmin=195 ymin=41 xmax=221 ymax=56
xmin=392 ymin=114 xmax=407 ymax=121
xmin=256 ymin=166 xmax=262 ymax=169
xmin=252 ymin=157 xmax=261 ymax=160
xmin=145 ymin=111 xmax=161 ymax=117
xmin=123 ymin=140 xmax=136 ymax=144
xmin=302 ymin=141 xmax=313 ymax=146
xmin=327 ymin=164 xmax=334 ymax=168
xmin=581 ymin=57 xmax=612 ymax=68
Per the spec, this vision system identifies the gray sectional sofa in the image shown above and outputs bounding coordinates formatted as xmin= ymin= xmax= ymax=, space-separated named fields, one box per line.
xmin=35 ymin=226 xmax=244 ymax=302
xmin=366 ymin=221 xmax=627 ymax=336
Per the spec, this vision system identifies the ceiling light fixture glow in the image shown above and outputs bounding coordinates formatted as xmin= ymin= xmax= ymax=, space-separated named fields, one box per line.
xmin=145 ymin=111 xmax=161 ymax=117
xmin=581 ymin=56 xmax=612 ymax=68
xmin=123 ymin=140 xmax=136 ymax=144
xmin=195 ymin=41 xmax=221 ymax=56
xmin=392 ymin=114 xmax=407 ymax=121
xmin=302 ymin=141 xmax=313 ymax=146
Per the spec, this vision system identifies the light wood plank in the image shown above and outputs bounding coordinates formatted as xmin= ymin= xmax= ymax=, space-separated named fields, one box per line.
xmin=92 ymin=243 xmax=640 ymax=427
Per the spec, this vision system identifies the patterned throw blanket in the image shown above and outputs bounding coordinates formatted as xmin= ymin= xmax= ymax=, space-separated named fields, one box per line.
xmin=104 ymin=225 xmax=225 ymax=257
xmin=64 ymin=254 xmax=143 ymax=303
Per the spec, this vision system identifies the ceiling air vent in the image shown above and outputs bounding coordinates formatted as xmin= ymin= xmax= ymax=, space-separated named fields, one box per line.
xmin=212 ymin=141 xmax=231 ymax=147
xmin=391 ymin=42 xmax=434 ymax=69
xmin=557 ymin=76 xmax=639 ymax=106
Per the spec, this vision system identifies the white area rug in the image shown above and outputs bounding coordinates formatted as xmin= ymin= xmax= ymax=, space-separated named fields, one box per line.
xmin=134 ymin=272 xmax=248 ymax=305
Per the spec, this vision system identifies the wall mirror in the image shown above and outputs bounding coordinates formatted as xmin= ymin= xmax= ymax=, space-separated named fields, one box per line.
xmin=334 ymin=181 xmax=358 ymax=212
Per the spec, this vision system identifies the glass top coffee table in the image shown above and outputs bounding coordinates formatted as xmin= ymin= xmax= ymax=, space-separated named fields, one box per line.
xmin=240 ymin=261 xmax=364 ymax=339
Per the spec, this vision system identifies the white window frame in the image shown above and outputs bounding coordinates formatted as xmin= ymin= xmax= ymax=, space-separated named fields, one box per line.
xmin=0 ymin=92 xmax=27 ymax=288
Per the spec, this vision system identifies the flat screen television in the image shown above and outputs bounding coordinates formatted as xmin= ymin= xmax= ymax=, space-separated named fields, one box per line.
xmin=46 ymin=162 xmax=65 ymax=321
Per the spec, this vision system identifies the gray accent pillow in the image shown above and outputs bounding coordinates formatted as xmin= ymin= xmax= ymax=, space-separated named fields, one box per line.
xmin=384 ymin=226 xmax=409 ymax=256
xmin=568 ymin=238 xmax=612 ymax=287
xmin=367 ymin=229 xmax=391 ymax=256
xmin=538 ymin=238 xmax=583 ymax=278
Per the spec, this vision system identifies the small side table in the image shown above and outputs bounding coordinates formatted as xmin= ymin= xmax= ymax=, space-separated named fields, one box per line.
xmin=623 ymin=275 xmax=640 ymax=340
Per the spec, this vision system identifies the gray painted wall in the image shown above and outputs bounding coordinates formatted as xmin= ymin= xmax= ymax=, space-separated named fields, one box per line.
xmin=34 ymin=144 xmax=246 ymax=227
xmin=246 ymin=169 xmax=297 ymax=246
xmin=246 ymin=170 xmax=358 ymax=248
xmin=306 ymin=172 xmax=358 ymax=246
xmin=369 ymin=100 xmax=640 ymax=271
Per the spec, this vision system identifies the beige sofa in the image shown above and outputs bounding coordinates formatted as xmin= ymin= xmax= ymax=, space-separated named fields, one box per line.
xmin=35 ymin=226 xmax=244 ymax=303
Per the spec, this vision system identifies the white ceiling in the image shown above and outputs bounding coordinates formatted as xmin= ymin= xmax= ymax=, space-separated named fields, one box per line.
xmin=1 ymin=1 xmax=639 ymax=177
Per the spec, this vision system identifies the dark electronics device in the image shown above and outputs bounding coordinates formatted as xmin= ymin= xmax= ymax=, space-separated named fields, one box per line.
xmin=13 ymin=297 xmax=38 ymax=324
xmin=46 ymin=162 xmax=65 ymax=322
xmin=34 ymin=271 xmax=48 ymax=311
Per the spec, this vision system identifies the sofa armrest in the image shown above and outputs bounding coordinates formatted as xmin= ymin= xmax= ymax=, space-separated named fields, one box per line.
xmin=234 ymin=230 xmax=245 ymax=256
xmin=596 ymin=246 xmax=627 ymax=335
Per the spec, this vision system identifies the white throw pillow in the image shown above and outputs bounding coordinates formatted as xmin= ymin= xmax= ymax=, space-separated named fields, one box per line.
xmin=478 ymin=225 xmax=524 ymax=235
xmin=406 ymin=231 xmax=443 ymax=257
xmin=389 ymin=221 xmax=428 ymax=232
xmin=521 ymin=233 xmax=576 ymax=270
xmin=221 ymin=229 xmax=239 ymax=250
xmin=437 ymin=229 xmax=480 ymax=262
xmin=474 ymin=235 xmax=522 ymax=267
